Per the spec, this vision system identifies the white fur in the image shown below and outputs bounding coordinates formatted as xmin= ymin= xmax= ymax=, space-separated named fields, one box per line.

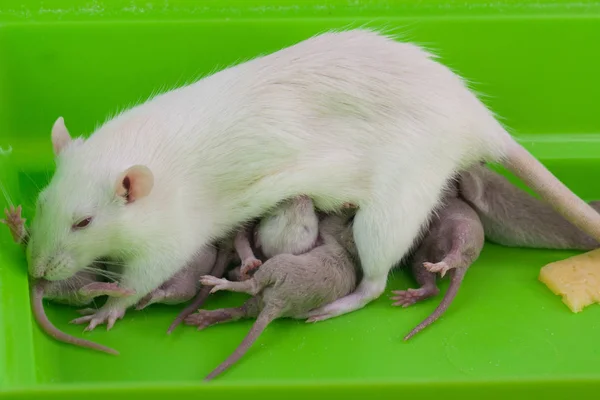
xmin=257 ymin=196 xmax=320 ymax=258
xmin=28 ymin=29 xmax=590 ymax=321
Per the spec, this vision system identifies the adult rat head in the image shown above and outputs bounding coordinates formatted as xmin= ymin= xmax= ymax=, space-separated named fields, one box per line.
xmin=27 ymin=117 xmax=154 ymax=280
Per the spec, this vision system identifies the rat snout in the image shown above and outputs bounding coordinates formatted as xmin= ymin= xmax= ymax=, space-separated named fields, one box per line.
xmin=39 ymin=252 xmax=75 ymax=281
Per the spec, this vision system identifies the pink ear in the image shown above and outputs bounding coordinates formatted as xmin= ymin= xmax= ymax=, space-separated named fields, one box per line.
xmin=115 ymin=165 xmax=154 ymax=203
xmin=51 ymin=117 xmax=72 ymax=156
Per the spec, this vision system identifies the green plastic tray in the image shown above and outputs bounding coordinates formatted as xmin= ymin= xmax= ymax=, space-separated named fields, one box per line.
xmin=1 ymin=1 xmax=600 ymax=398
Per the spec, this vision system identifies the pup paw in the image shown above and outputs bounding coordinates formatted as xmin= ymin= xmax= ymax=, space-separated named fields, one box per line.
xmin=199 ymin=275 xmax=230 ymax=293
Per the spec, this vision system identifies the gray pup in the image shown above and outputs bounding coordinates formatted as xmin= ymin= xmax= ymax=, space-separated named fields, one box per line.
xmin=167 ymin=195 xmax=322 ymax=333
xmin=460 ymin=164 xmax=600 ymax=250
xmin=233 ymin=195 xmax=321 ymax=279
xmin=391 ymin=184 xmax=485 ymax=341
xmin=185 ymin=213 xmax=357 ymax=381
xmin=135 ymin=245 xmax=218 ymax=310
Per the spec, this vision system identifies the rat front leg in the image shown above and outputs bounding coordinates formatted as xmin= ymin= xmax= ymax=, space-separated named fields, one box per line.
xmin=78 ymin=282 xmax=136 ymax=300
xmin=71 ymin=255 xmax=188 ymax=331
xmin=234 ymin=225 xmax=262 ymax=279
xmin=1 ymin=205 xmax=28 ymax=244
xmin=200 ymin=275 xmax=262 ymax=296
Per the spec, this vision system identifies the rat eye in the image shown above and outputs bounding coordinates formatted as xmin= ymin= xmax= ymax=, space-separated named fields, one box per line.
xmin=72 ymin=217 xmax=93 ymax=230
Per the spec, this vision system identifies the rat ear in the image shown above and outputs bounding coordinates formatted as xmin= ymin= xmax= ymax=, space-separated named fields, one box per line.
xmin=51 ymin=117 xmax=72 ymax=156
xmin=115 ymin=165 xmax=154 ymax=204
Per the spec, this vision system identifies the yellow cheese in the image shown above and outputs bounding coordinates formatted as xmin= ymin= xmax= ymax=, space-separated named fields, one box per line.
xmin=539 ymin=248 xmax=600 ymax=313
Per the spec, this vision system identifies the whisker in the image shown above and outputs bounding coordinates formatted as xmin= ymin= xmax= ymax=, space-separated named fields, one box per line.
xmin=20 ymin=170 xmax=42 ymax=193
xmin=82 ymin=266 xmax=121 ymax=282
xmin=0 ymin=180 xmax=14 ymax=207
xmin=93 ymin=259 xmax=126 ymax=268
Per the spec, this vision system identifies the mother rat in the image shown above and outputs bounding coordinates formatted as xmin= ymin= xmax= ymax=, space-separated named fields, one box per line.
xmin=28 ymin=29 xmax=600 ymax=329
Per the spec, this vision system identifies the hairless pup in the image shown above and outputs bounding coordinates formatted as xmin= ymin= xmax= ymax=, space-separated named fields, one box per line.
xmin=185 ymin=213 xmax=358 ymax=380
xmin=234 ymin=195 xmax=321 ymax=278
xmin=167 ymin=195 xmax=322 ymax=333
xmin=391 ymin=183 xmax=485 ymax=340
xmin=2 ymin=206 xmax=130 ymax=354
xmin=459 ymin=164 xmax=600 ymax=250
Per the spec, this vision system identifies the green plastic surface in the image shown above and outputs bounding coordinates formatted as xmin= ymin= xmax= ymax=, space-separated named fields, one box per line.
xmin=1 ymin=0 xmax=600 ymax=398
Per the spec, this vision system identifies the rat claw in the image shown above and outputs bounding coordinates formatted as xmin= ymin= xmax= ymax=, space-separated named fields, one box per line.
xmin=306 ymin=314 xmax=328 ymax=323
xmin=70 ymin=315 xmax=94 ymax=325
xmin=107 ymin=316 xmax=117 ymax=331
xmin=84 ymin=319 xmax=100 ymax=332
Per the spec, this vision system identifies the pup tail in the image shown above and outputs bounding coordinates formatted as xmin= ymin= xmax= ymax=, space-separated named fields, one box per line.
xmin=204 ymin=305 xmax=281 ymax=381
xmin=502 ymin=140 xmax=600 ymax=242
xmin=167 ymin=246 xmax=231 ymax=334
xmin=31 ymin=281 xmax=119 ymax=355
xmin=404 ymin=267 xmax=466 ymax=341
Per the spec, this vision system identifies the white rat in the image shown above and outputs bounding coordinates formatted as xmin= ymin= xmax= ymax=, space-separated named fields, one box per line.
xmin=27 ymin=29 xmax=600 ymax=330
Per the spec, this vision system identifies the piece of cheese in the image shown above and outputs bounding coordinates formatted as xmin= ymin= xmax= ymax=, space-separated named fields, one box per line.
xmin=539 ymin=248 xmax=600 ymax=313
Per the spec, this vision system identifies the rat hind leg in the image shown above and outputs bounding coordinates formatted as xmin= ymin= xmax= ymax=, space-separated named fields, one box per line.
xmin=185 ymin=298 xmax=260 ymax=330
xmin=391 ymin=255 xmax=439 ymax=307
xmin=307 ymin=177 xmax=446 ymax=322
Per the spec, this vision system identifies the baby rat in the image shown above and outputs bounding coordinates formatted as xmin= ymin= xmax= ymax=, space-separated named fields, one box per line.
xmin=391 ymin=184 xmax=484 ymax=340
xmin=166 ymin=243 xmax=234 ymax=334
xmin=167 ymin=195 xmax=321 ymax=333
xmin=134 ymin=245 xmax=217 ymax=310
xmin=29 ymin=29 xmax=600 ymax=328
xmin=2 ymin=206 xmax=129 ymax=354
xmin=234 ymin=195 xmax=321 ymax=278
xmin=459 ymin=164 xmax=600 ymax=250
xmin=185 ymin=213 xmax=357 ymax=380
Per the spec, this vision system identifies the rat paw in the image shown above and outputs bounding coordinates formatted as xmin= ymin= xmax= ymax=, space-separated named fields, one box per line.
xmin=305 ymin=305 xmax=342 ymax=323
xmin=1 ymin=205 xmax=26 ymax=243
xmin=390 ymin=287 xmax=438 ymax=307
xmin=79 ymin=282 xmax=135 ymax=299
xmin=70 ymin=307 xmax=126 ymax=331
xmin=423 ymin=261 xmax=452 ymax=278
xmin=199 ymin=275 xmax=231 ymax=293
xmin=184 ymin=309 xmax=229 ymax=330
xmin=240 ymin=257 xmax=262 ymax=279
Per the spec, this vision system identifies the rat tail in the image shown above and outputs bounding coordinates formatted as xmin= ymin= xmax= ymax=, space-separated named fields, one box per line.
xmin=167 ymin=245 xmax=231 ymax=334
xmin=204 ymin=305 xmax=281 ymax=381
xmin=502 ymin=140 xmax=600 ymax=242
xmin=31 ymin=281 xmax=119 ymax=355
xmin=404 ymin=267 xmax=466 ymax=341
